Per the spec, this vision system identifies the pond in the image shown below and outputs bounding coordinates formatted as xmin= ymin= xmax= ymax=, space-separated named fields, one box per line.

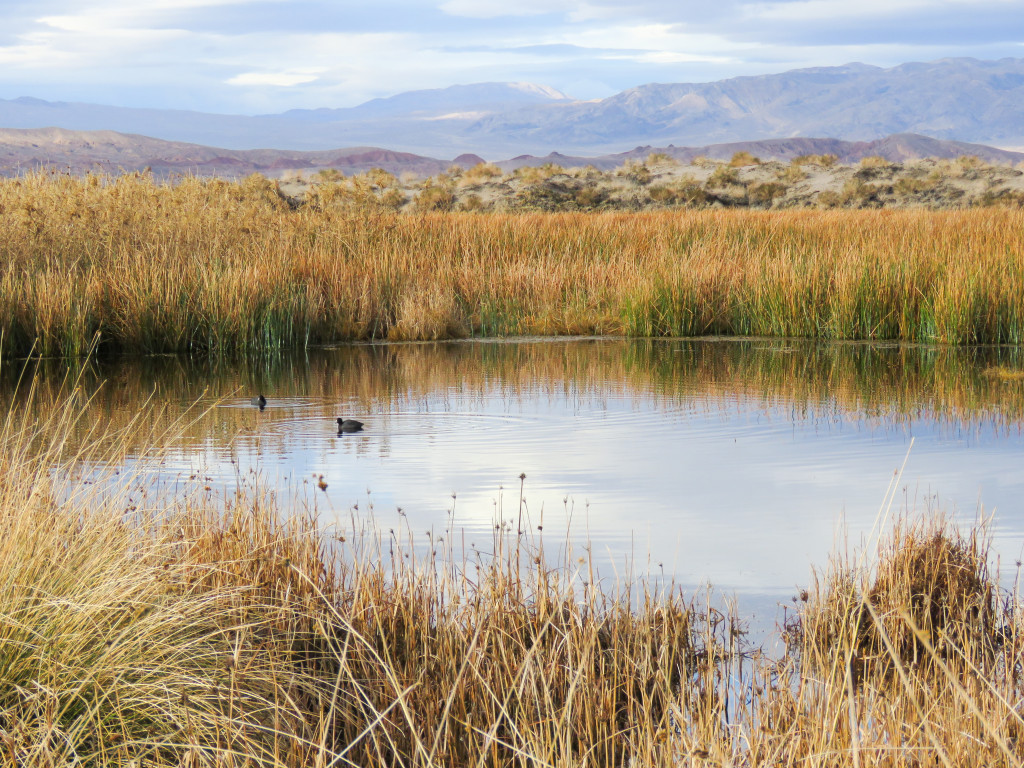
xmin=12 ymin=337 xmax=1024 ymax=628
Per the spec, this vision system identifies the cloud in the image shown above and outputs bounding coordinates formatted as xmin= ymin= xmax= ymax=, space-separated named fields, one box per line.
xmin=226 ymin=70 xmax=324 ymax=87
xmin=0 ymin=0 xmax=1021 ymax=112
xmin=439 ymin=0 xmax=587 ymax=19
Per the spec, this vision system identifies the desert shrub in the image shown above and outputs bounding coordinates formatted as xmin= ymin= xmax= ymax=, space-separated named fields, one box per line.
xmin=412 ymin=184 xmax=455 ymax=212
xmin=748 ymin=181 xmax=788 ymax=206
xmin=306 ymin=179 xmax=378 ymax=210
xmin=459 ymin=193 xmax=487 ymax=211
xmin=817 ymin=191 xmax=842 ymax=208
xmin=462 ymin=162 xmax=504 ymax=184
xmin=777 ymin=164 xmax=808 ymax=183
xmin=646 ymin=152 xmax=677 ymax=167
xmin=365 ymin=167 xmax=399 ymax=189
xmin=856 ymin=156 xmax=899 ymax=181
xmin=792 ymin=154 xmax=838 ymax=168
xmin=378 ymin=187 xmax=407 ymax=210
xmin=977 ymin=188 xmax=1024 ymax=208
xmin=841 ymin=179 xmax=887 ymax=206
xmin=616 ymin=160 xmax=653 ymax=185
xmin=648 ymin=184 xmax=677 ymax=204
xmin=707 ymin=166 xmax=741 ymax=187
xmin=571 ymin=165 xmax=604 ymax=181
xmin=574 ymin=186 xmax=605 ymax=208
xmin=316 ymin=168 xmax=345 ymax=182
xmin=514 ymin=164 xmax=564 ymax=185
xmin=894 ymin=177 xmax=939 ymax=197
xmin=859 ymin=155 xmax=892 ymax=169
xmin=729 ymin=151 xmax=761 ymax=167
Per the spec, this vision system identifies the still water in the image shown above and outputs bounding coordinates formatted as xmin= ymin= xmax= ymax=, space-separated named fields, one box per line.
xmin=15 ymin=337 xmax=1024 ymax=623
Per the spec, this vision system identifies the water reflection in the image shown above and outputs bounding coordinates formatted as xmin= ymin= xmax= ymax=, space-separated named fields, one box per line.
xmin=8 ymin=338 xmax=1024 ymax=619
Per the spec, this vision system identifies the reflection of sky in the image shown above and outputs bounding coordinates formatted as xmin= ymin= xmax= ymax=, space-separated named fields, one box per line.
xmin=148 ymin=370 xmax=1024 ymax=626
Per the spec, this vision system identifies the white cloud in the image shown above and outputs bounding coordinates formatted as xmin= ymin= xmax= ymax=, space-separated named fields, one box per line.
xmin=227 ymin=70 xmax=324 ymax=87
xmin=0 ymin=0 xmax=1021 ymax=112
xmin=439 ymin=0 xmax=588 ymax=19
xmin=751 ymin=0 xmax=1020 ymax=22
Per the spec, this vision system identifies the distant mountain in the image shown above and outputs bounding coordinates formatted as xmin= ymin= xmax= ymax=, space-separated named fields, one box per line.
xmin=3 ymin=59 xmax=1024 ymax=157
xmin=470 ymin=58 xmax=1024 ymax=155
xmin=0 ymin=127 xmax=454 ymax=177
xmin=276 ymin=82 xmax=570 ymax=122
xmin=0 ymin=82 xmax=573 ymax=156
xmin=1 ymin=127 xmax=1019 ymax=180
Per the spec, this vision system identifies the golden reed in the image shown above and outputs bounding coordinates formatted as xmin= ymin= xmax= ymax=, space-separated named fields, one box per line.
xmin=2 ymin=171 xmax=1024 ymax=356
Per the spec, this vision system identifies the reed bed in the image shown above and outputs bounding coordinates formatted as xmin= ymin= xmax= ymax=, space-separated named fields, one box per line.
xmin=3 ymin=172 xmax=1024 ymax=357
xmin=0 ymin=374 xmax=1022 ymax=766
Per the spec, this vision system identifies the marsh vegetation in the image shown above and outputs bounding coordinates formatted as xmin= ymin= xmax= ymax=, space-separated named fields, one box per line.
xmin=3 ymin=172 xmax=1024 ymax=357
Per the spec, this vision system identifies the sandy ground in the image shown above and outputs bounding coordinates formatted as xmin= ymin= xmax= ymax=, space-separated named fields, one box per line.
xmin=276 ymin=154 xmax=1024 ymax=212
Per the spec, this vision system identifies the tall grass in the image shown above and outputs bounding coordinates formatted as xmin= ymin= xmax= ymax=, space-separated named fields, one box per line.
xmin=2 ymin=172 xmax=1024 ymax=356
xmin=0 ymin=370 xmax=1022 ymax=765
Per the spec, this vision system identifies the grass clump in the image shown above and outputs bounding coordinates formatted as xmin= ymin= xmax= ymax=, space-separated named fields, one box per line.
xmin=797 ymin=519 xmax=998 ymax=684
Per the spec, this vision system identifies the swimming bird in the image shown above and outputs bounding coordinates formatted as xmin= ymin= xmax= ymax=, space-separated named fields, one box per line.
xmin=336 ymin=418 xmax=364 ymax=433
xmin=250 ymin=394 xmax=266 ymax=410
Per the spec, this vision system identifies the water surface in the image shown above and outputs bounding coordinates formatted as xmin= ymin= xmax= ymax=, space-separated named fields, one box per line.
xmin=12 ymin=338 xmax=1024 ymax=624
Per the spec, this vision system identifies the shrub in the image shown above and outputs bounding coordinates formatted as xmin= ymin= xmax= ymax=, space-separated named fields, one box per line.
xmin=412 ymin=185 xmax=455 ymax=212
xmin=646 ymin=152 xmax=677 ymax=167
xmin=792 ymin=154 xmax=838 ymax=168
xmin=894 ymin=177 xmax=938 ymax=197
xmin=777 ymin=164 xmax=808 ymax=183
xmin=459 ymin=193 xmax=487 ymax=211
xmin=379 ymin=187 xmax=407 ymax=210
xmin=748 ymin=181 xmax=788 ymax=205
xmin=728 ymin=151 xmax=761 ymax=167
xmin=574 ymin=186 xmax=605 ymax=208
xmin=514 ymin=164 xmax=563 ymax=184
xmin=616 ymin=161 xmax=653 ymax=185
xmin=462 ymin=163 xmax=504 ymax=184
xmin=859 ymin=155 xmax=894 ymax=170
xmin=707 ymin=165 xmax=741 ymax=187
xmin=365 ymin=167 xmax=399 ymax=189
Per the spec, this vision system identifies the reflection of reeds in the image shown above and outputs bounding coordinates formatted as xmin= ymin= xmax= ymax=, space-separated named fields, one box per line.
xmin=2 ymin=374 xmax=1024 ymax=765
xmin=7 ymin=339 xmax=1024 ymax=460
xmin=3 ymin=172 xmax=1024 ymax=355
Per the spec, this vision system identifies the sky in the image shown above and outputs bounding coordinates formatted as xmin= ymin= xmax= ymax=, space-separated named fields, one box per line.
xmin=0 ymin=0 xmax=1021 ymax=114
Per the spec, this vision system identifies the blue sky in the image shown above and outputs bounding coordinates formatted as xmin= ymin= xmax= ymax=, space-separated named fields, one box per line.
xmin=0 ymin=0 xmax=1021 ymax=114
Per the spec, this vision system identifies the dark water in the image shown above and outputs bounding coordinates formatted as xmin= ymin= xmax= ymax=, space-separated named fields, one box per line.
xmin=12 ymin=337 xmax=1024 ymax=626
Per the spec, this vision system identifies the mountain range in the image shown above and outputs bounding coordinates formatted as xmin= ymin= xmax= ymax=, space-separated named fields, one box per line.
xmin=2 ymin=58 xmax=1024 ymax=158
xmin=1 ymin=127 xmax=1021 ymax=180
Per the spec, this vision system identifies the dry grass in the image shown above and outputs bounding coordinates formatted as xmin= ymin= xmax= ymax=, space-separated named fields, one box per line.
xmin=1 ymin=370 xmax=1023 ymax=765
xmin=3 ymin=172 xmax=1024 ymax=357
